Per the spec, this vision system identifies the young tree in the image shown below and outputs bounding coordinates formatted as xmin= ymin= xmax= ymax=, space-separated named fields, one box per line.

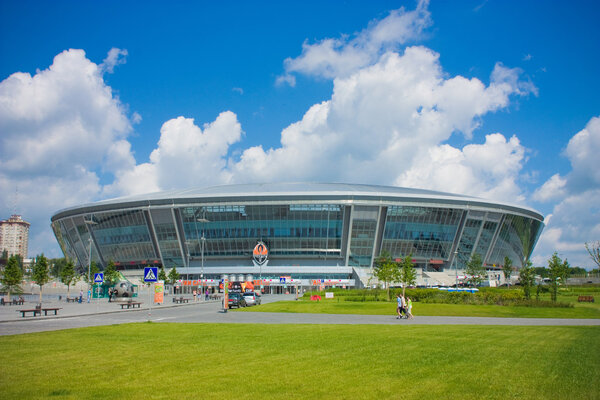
xmin=167 ymin=266 xmax=179 ymax=284
xmin=31 ymin=254 xmax=51 ymax=304
xmin=59 ymin=259 xmax=78 ymax=297
xmin=158 ymin=265 xmax=168 ymax=282
xmin=502 ymin=256 xmax=513 ymax=288
xmin=465 ymin=253 xmax=485 ymax=287
xmin=1 ymin=255 xmax=24 ymax=301
xmin=399 ymin=254 xmax=417 ymax=297
xmin=374 ymin=251 xmax=400 ymax=301
xmin=548 ymin=252 xmax=569 ymax=301
xmin=104 ymin=260 xmax=120 ymax=287
xmin=519 ymin=260 xmax=535 ymax=299
xmin=585 ymin=241 xmax=600 ymax=269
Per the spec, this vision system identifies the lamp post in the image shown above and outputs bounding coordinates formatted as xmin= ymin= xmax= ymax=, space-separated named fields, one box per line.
xmin=196 ymin=215 xmax=209 ymax=300
xmin=201 ymin=233 xmax=205 ymax=300
xmin=84 ymin=219 xmax=98 ymax=298
xmin=454 ymin=250 xmax=459 ymax=289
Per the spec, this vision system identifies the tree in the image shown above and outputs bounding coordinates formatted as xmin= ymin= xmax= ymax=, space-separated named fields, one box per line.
xmin=104 ymin=260 xmax=120 ymax=287
xmin=158 ymin=265 xmax=168 ymax=282
xmin=502 ymin=256 xmax=513 ymax=288
xmin=548 ymin=252 xmax=569 ymax=301
xmin=399 ymin=254 xmax=417 ymax=297
xmin=59 ymin=259 xmax=78 ymax=297
xmin=373 ymin=251 xmax=400 ymax=301
xmin=519 ymin=260 xmax=535 ymax=299
xmin=465 ymin=253 xmax=485 ymax=287
xmin=1 ymin=255 xmax=23 ymax=301
xmin=585 ymin=241 xmax=600 ymax=269
xmin=168 ymin=266 xmax=179 ymax=284
xmin=31 ymin=254 xmax=51 ymax=304
xmin=50 ymin=257 xmax=68 ymax=278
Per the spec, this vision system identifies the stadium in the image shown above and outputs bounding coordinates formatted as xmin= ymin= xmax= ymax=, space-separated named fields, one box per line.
xmin=50 ymin=183 xmax=544 ymax=292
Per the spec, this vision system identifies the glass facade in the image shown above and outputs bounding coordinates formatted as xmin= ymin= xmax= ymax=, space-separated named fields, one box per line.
xmin=348 ymin=206 xmax=379 ymax=267
xmin=488 ymin=214 xmax=543 ymax=268
xmin=180 ymin=204 xmax=344 ymax=259
xmin=51 ymin=188 xmax=543 ymax=282
xmin=382 ymin=206 xmax=462 ymax=261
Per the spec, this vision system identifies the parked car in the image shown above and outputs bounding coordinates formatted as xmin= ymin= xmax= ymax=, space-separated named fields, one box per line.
xmin=227 ymin=292 xmax=246 ymax=309
xmin=243 ymin=292 xmax=261 ymax=306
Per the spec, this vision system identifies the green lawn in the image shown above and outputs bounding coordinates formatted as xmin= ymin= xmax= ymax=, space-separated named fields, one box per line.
xmin=240 ymin=299 xmax=600 ymax=318
xmin=1 ymin=323 xmax=599 ymax=399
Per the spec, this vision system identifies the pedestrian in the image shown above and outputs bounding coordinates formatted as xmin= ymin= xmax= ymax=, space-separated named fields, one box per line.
xmin=79 ymin=290 xmax=83 ymax=303
xmin=193 ymin=290 xmax=197 ymax=302
xmin=87 ymin=288 xmax=91 ymax=303
xmin=406 ymin=296 xmax=413 ymax=319
xmin=108 ymin=288 xmax=112 ymax=302
xmin=396 ymin=294 xmax=403 ymax=319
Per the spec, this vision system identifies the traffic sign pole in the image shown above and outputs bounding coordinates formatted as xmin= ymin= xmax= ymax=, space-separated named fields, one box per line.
xmin=143 ymin=267 xmax=158 ymax=321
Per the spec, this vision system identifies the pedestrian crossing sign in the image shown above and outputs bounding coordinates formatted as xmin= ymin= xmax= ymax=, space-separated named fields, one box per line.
xmin=144 ymin=267 xmax=158 ymax=282
xmin=94 ymin=273 xmax=104 ymax=283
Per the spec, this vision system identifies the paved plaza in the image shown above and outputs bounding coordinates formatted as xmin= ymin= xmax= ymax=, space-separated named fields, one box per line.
xmin=1 ymin=294 xmax=599 ymax=336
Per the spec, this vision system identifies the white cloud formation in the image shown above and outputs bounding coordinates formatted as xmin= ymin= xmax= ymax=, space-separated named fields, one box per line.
xmin=229 ymin=46 xmax=534 ymax=205
xmin=0 ymin=49 xmax=135 ymax=256
xmin=108 ymin=112 xmax=243 ymax=196
xmin=279 ymin=0 xmax=431 ymax=82
xmin=532 ymin=116 xmax=600 ymax=268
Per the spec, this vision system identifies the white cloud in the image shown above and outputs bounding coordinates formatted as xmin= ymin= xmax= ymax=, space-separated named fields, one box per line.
xmin=532 ymin=116 xmax=600 ymax=269
xmin=279 ymin=0 xmax=431 ymax=82
xmin=0 ymin=49 xmax=135 ymax=257
xmin=532 ymin=173 xmax=566 ymax=202
xmin=398 ymin=134 xmax=527 ymax=203
xmin=229 ymin=46 xmax=533 ymax=199
xmin=100 ymin=48 xmax=128 ymax=74
xmin=109 ymin=112 xmax=243 ymax=196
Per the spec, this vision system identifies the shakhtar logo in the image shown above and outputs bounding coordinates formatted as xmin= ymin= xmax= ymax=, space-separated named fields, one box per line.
xmin=252 ymin=241 xmax=268 ymax=266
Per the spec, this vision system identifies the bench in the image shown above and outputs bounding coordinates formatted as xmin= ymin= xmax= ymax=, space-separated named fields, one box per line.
xmin=119 ymin=302 xmax=142 ymax=309
xmin=17 ymin=306 xmax=62 ymax=317
xmin=66 ymin=297 xmax=78 ymax=303
xmin=577 ymin=295 xmax=595 ymax=303
xmin=172 ymin=297 xmax=190 ymax=304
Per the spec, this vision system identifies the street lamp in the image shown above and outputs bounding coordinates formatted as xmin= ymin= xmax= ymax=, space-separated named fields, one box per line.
xmin=454 ymin=250 xmax=459 ymax=289
xmin=84 ymin=219 xmax=98 ymax=299
xmin=196 ymin=216 xmax=209 ymax=300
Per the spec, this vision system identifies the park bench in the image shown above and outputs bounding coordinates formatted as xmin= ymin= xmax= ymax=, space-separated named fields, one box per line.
xmin=119 ymin=301 xmax=142 ymax=309
xmin=66 ymin=297 xmax=78 ymax=303
xmin=172 ymin=297 xmax=190 ymax=304
xmin=17 ymin=305 xmax=62 ymax=317
xmin=577 ymin=296 xmax=595 ymax=303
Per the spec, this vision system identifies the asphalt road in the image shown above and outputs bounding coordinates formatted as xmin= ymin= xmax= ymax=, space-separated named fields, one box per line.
xmin=1 ymin=294 xmax=599 ymax=336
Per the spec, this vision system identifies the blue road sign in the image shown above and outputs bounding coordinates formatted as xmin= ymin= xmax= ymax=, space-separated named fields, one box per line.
xmin=94 ymin=273 xmax=104 ymax=283
xmin=144 ymin=267 xmax=158 ymax=282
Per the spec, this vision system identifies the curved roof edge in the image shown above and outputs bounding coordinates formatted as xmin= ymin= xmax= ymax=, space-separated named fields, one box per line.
xmin=51 ymin=182 xmax=544 ymax=222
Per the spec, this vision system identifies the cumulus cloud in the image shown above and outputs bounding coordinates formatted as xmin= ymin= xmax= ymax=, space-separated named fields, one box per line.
xmin=229 ymin=46 xmax=534 ymax=202
xmin=279 ymin=0 xmax=431 ymax=82
xmin=532 ymin=116 xmax=600 ymax=268
xmin=0 ymin=48 xmax=135 ymax=256
xmin=108 ymin=112 xmax=243 ymax=196
xmin=398 ymin=134 xmax=527 ymax=203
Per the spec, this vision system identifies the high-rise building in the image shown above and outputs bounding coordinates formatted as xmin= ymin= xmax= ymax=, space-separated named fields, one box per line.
xmin=0 ymin=214 xmax=30 ymax=258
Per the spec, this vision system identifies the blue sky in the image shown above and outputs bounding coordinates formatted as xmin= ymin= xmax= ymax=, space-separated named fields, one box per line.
xmin=1 ymin=0 xmax=599 ymax=268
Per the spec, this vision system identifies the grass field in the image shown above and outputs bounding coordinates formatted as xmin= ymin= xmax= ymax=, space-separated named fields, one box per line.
xmin=239 ymin=299 xmax=600 ymax=318
xmin=1 ymin=323 xmax=599 ymax=399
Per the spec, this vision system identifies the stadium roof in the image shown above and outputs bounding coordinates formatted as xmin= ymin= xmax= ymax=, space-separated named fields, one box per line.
xmin=52 ymin=182 xmax=544 ymax=221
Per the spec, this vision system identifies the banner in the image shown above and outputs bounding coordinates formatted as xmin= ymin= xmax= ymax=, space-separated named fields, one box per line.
xmin=154 ymin=281 xmax=164 ymax=304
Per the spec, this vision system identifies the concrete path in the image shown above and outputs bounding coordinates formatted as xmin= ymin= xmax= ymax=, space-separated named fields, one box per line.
xmin=1 ymin=294 xmax=599 ymax=336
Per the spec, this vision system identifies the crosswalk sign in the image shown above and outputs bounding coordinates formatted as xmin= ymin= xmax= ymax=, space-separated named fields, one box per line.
xmin=144 ymin=267 xmax=158 ymax=282
xmin=94 ymin=273 xmax=104 ymax=283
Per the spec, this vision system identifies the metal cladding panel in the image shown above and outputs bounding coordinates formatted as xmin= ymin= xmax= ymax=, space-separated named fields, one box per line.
xmin=52 ymin=183 xmax=543 ymax=222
